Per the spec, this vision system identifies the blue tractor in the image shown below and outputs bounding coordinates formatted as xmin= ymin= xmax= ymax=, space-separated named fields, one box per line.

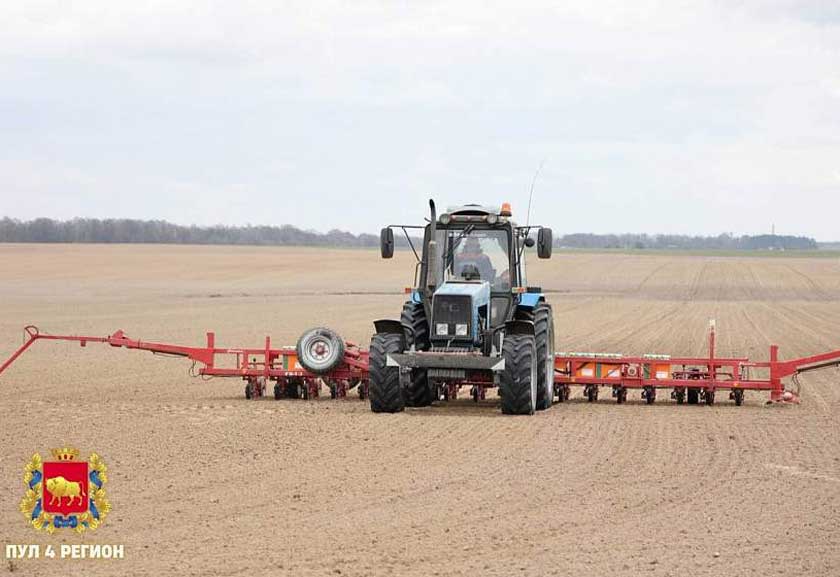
xmin=371 ymin=200 xmax=555 ymax=415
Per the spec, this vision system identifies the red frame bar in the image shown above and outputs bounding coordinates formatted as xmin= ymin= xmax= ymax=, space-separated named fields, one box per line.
xmin=0 ymin=326 xmax=369 ymax=384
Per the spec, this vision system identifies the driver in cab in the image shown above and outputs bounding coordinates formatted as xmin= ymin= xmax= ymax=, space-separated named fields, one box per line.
xmin=456 ymin=237 xmax=494 ymax=282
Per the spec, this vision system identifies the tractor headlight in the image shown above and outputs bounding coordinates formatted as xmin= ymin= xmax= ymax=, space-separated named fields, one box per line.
xmin=436 ymin=322 xmax=449 ymax=336
xmin=455 ymin=323 xmax=468 ymax=336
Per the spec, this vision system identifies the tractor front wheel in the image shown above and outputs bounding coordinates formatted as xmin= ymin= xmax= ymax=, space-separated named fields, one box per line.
xmin=499 ymin=333 xmax=537 ymax=415
xmin=401 ymin=302 xmax=434 ymax=407
xmin=369 ymin=333 xmax=405 ymax=413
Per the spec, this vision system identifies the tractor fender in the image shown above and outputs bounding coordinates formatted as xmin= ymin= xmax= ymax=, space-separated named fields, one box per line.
xmin=373 ymin=319 xmax=404 ymax=335
xmin=517 ymin=292 xmax=544 ymax=311
xmin=504 ymin=319 xmax=535 ymax=337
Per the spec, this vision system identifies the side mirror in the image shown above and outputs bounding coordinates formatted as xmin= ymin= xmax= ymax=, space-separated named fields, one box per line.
xmin=537 ymin=228 xmax=553 ymax=259
xmin=380 ymin=227 xmax=394 ymax=258
xmin=524 ymin=237 xmax=535 ymax=248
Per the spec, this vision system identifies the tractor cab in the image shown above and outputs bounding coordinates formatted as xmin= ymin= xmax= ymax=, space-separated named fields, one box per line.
xmin=424 ymin=204 xmax=538 ymax=331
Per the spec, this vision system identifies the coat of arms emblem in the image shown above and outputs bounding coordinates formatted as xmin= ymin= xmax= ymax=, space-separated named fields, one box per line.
xmin=19 ymin=447 xmax=111 ymax=533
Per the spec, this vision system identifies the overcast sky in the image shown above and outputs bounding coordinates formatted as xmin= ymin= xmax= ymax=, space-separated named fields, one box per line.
xmin=1 ymin=1 xmax=838 ymax=239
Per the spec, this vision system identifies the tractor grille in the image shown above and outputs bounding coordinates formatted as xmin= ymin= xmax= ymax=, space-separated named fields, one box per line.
xmin=432 ymin=294 xmax=471 ymax=340
xmin=430 ymin=346 xmax=473 ymax=354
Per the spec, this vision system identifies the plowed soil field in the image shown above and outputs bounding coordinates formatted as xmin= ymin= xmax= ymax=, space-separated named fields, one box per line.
xmin=1 ymin=245 xmax=839 ymax=576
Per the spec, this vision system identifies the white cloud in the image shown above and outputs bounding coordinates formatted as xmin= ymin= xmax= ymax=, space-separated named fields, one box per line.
xmin=0 ymin=1 xmax=838 ymax=238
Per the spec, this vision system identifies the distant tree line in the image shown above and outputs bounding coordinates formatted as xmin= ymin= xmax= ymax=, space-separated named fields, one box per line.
xmin=0 ymin=217 xmax=381 ymax=247
xmin=556 ymin=232 xmax=818 ymax=251
xmin=0 ymin=217 xmax=820 ymax=251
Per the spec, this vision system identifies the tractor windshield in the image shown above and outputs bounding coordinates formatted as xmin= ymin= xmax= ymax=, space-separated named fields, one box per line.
xmin=436 ymin=228 xmax=511 ymax=291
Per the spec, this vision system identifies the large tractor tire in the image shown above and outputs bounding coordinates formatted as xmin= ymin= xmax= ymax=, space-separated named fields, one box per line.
xmin=296 ymin=327 xmax=345 ymax=374
xmin=533 ymin=304 xmax=555 ymax=410
xmin=369 ymin=332 xmax=405 ymax=413
xmin=400 ymin=302 xmax=434 ymax=407
xmin=499 ymin=333 xmax=537 ymax=415
xmin=517 ymin=304 xmax=555 ymax=411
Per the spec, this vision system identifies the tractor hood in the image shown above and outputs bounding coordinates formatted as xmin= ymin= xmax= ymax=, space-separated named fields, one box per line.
xmin=430 ymin=281 xmax=491 ymax=343
xmin=434 ymin=280 xmax=491 ymax=300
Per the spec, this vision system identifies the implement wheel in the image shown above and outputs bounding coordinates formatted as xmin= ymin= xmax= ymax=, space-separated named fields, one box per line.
xmin=556 ymin=384 xmax=570 ymax=403
xmin=369 ymin=333 xmax=405 ymax=413
xmin=732 ymin=389 xmax=744 ymax=406
xmin=704 ymin=389 xmax=715 ymax=405
xmin=285 ymin=380 xmax=303 ymax=399
xmin=499 ymin=333 xmax=537 ymax=415
xmin=296 ymin=327 xmax=345 ymax=374
xmin=615 ymin=387 xmax=627 ymax=404
xmin=401 ymin=302 xmax=434 ymax=407
xmin=687 ymin=387 xmax=700 ymax=405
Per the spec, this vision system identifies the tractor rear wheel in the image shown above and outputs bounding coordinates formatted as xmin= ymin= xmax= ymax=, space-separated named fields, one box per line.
xmin=369 ymin=333 xmax=405 ymax=413
xmin=533 ymin=304 xmax=555 ymax=411
xmin=499 ymin=333 xmax=537 ymax=415
xmin=400 ymin=302 xmax=433 ymax=407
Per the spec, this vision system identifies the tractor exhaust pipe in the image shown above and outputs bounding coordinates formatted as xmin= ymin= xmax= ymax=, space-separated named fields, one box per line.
xmin=427 ymin=199 xmax=439 ymax=291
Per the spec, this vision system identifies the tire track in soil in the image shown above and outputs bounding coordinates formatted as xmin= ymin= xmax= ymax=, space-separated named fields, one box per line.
xmin=588 ymin=302 xmax=684 ymax=354
xmin=745 ymin=261 xmax=770 ymax=301
xmin=686 ymin=261 xmax=709 ymax=302
xmin=783 ymin=263 xmax=831 ymax=301
xmin=776 ymin=303 xmax=840 ymax=351
xmin=634 ymin=261 xmax=669 ymax=296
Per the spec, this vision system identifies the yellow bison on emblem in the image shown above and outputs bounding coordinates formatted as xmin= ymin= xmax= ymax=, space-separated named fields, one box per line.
xmin=45 ymin=476 xmax=86 ymax=506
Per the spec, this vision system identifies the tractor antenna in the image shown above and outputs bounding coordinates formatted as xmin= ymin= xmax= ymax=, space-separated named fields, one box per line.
xmin=526 ymin=159 xmax=546 ymax=228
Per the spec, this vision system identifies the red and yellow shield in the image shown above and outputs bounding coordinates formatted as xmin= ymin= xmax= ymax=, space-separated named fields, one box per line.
xmin=42 ymin=459 xmax=89 ymax=516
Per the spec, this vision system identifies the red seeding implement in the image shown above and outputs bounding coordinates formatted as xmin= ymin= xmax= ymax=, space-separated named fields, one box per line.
xmin=2 ymin=320 xmax=840 ymax=409
xmin=552 ymin=320 xmax=839 ymax=406
xmin=0 ymin=325 xmax=371 ymax=401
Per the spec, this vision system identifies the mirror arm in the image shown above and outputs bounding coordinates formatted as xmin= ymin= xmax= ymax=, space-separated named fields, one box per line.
xmin=401 ymin=227 xmax=420 ymax=262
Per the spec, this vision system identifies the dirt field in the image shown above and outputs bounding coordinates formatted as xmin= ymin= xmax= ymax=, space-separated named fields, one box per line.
xmin=1 ymin=244 xmax=839 ymax=577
